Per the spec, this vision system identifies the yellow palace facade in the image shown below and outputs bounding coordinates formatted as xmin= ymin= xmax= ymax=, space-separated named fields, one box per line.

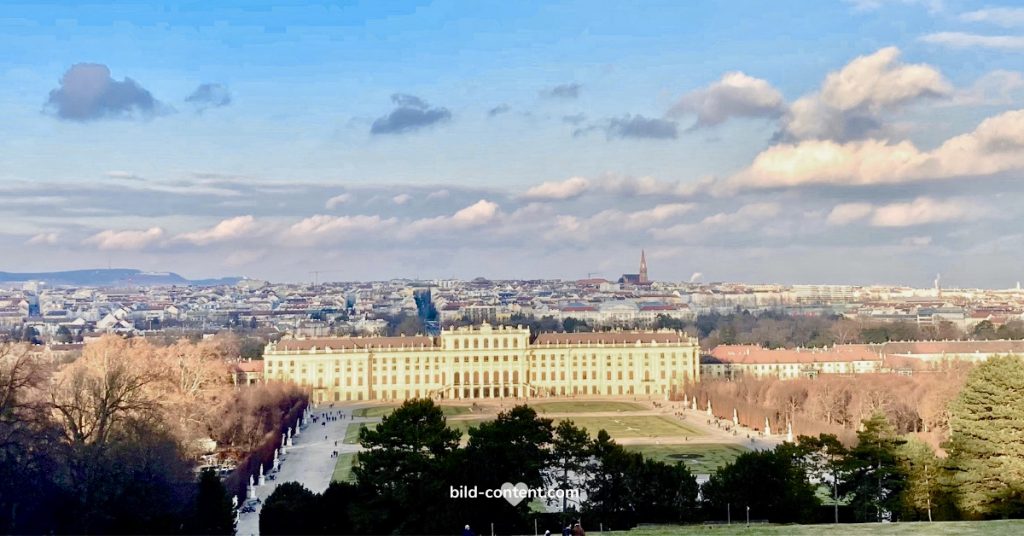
xmin=262 ymin=323 xmax=700 ymax=403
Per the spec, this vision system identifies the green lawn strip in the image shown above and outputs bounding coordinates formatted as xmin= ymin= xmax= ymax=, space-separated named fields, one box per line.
xmin=343 ymin=423 xmax=367 ymax=444
xmin=626 ymin=520 xmax=1024 ymax=536
xmin=564 ymin=415 xmax=705 ymax=438
xmin=354 ymin=413 xmax=704 ymax=442
xmin=352 ymin=405 xmax=395 ymax=418
xmin=353 ymin=404 xmax=472 ymax=418
xmin=440 ymin=405 xmax=475 ymax=416
xmin=623 ymin=443 xmax=747 ymax=474
xmin=448 ymin=418 xmax=490 ymax=438
xmin=529 ymin=401 xmax=648 ymax=413
xmin=330 ymin=452 xmax=358 ymax=483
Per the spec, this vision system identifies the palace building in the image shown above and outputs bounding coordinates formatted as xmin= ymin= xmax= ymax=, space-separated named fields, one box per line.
xmin=262 ymin=323 xmax=700 ymax=403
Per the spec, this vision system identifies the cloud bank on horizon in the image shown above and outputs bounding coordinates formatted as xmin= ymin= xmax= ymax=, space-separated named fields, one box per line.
xmin=3 ymin=1 xmax=1024 ymax=286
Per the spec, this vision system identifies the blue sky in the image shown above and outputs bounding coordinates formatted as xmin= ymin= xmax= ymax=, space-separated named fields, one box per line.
xmin=2 ymin=1 xmax=1024 ymax=285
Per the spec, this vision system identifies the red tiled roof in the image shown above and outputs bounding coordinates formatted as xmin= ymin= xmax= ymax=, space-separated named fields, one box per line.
xmin=234 ymin=361 xmax=264 ymax=373
xmin=709 ymin=344 xmax=879 ymax=364
xmin=534 ymin=332 xmax=690 ymax=345
xmin=639 ymin=305 xmax=677 ymax=311
xmin=274 ymin=336 xmax=435 ymax=351
xmin=561 ymin=305 xmax=598 ymax=312
xmin=881 ymin=340 xmax=1024 ymax=355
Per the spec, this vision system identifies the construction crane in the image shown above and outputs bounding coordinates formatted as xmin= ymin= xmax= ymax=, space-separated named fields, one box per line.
xmin=586 ymin=272 xmax=602 ymax=279
xmin=309 ymin=270 xmax=344 ymax=287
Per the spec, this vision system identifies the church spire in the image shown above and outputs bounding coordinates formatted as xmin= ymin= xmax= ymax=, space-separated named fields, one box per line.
xmin=639 ymin=249 xmax=648 ymax=284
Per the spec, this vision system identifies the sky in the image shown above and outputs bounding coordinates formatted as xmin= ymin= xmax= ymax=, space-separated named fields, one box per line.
xmin=2 ymin=0 xmax=1024 ymax=286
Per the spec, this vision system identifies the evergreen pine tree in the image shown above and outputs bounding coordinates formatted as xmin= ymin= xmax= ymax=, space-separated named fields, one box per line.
xmin=191 ymin=468 xmax=235 ymax=535
xmin=842 ymin=412 xmax=907 ymax=522
xmin=946 ymin=354 xmax=1024 ymax=518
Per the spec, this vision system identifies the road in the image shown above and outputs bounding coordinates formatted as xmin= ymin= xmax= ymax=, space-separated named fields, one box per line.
xmin=235 ymin=407 xmax=374 ymax=536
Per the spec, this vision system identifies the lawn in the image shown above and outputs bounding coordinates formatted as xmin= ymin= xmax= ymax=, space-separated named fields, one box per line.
xmin=448 ymin=418 xmax=489 ymax=437
xmin=343 ymin=423 xmax=366 ymax=444
xmin=625 ymin=520 xmax=1024 ymax=536
xmin=529 ymin=401 xmax=647 ymax=413
xmin=440 ymin=405 xmax=475 ymax=416
xmin=566 ymin=415 xmax=705 ymax=439
xmin=352 ymin=404 xmax=474 ymax=418
xmin=624 ymin=444 xmax=747 ymax=474
xmin=379 ymin=415 xmax=706 ymax=441
xmin=352 ymin=405 xmax=393 ymax=418
xmin=330 ymin=452 xmax=358 ymax=483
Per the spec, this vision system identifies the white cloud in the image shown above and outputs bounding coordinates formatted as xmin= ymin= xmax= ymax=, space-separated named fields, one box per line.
xmin=283 ymin=214 xmax=397 ymax=246
xmin=921 ymin=32 xmax=1024 ymax=50
xmin=870 ymin=197 xmax=972 ymax=227
xmin=826 ymin=197 xmax=978 ymax=228
xmin=670 ymin=71 xmax=785 ymax=127
xmin=552 ymin=203 xmax=696 ymax=242
xmin=826 ymin=203 xmax=875 ymax=225
xmin=820 ymin=47 xmax=949 ymax=111
xmin=400 ymin=200 xmax=502 ymax=239
xmin=960 ymin=8 xmax=1024 ymax=28
xmin=732 ymin=138 xmax=929 ymax=189
xmin=392 ymin=193 xmax=412 ymax=205
xmin=325 ymin=193 xmax=352 ymax=209
xmin=946 ymin=70 xmax=1024 ymax=107
xmin=632 ymin=203 xmax=696 ymax=223
xmin=85 ymin=227 xmax=164 ymax=250
xmin=523 ymin=177 xmax=590 ymax=200
xmin=450 ymin=199 xmax=500 ymax=225
xmin=701 ymin=202 xmax=781 ymax=226
xmin=902 ymin=236 xmax=933 ymax=247
xmin=651 ymin=203 xmax=780 ymax=240
xmin=105 ymin=170 xmax=145 ymax=181
xmin=175 ymin=215 xmax=256 ymax=245
xmin=26 ymin=232 xmax=59 ymax=245
xmin=723 ymin=108 xmax=1024 ymax=192
xmin=426 ymin=189 xmax=450 ymax=200
xmin=781 ymin=47 xmax=950 ymax=140
xmin=597 ymin=175 xmax=705 ymax=197
xmin=845 ymin=0 xmax=944 ymax=14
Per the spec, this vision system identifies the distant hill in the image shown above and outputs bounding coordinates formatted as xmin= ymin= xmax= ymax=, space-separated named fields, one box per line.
xmin=0 ymin=269 xmax=242 ymax=287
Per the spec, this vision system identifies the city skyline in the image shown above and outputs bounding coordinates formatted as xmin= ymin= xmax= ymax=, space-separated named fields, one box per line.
xmin=3 ymin=1 xmax=1024 ymax=285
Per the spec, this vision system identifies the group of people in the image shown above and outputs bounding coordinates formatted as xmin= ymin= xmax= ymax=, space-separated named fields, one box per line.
xmin=314 ymin=407 xmax=352 ymax=460
xmin=316 ymin=410 xmax=350 ymax=425
xmin=561 ymin=522 xmax=585 ymax=536
xmin=547 ymin=522 xmax=586 ymax=536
